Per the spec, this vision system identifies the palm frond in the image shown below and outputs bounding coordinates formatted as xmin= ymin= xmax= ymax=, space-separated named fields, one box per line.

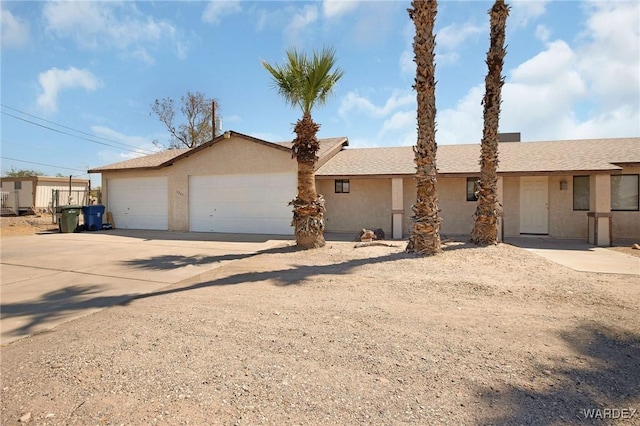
xmin=262 ymin=46 xmax=344 ymax=116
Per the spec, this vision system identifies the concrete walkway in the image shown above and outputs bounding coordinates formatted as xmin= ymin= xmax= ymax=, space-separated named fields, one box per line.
xmin=505 ymin=237 xmax=640 ymax=275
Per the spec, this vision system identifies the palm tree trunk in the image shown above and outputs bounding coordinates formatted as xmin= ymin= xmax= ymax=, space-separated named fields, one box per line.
xmin=291 ymin=113 xmax=326 ymax=248
xmin=407 ymin=0 xmax=442 ymax=256
xmin=471 ymin=0 xmax=509 ymax=246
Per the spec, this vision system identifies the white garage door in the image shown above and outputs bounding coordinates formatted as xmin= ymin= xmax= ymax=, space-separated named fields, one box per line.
xmin=108 ymin=177 xmax=168 ymax=230
xmin=189 ymin=173 xmax=295 ymax=235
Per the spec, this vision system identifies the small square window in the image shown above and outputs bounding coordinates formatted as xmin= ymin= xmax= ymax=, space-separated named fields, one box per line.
xmin=14 ymin=181 xmax=22 ymax=190
xmin=335 ymin=179 xmax=350 ymax=193
xmin=466 ymin=177 xmax=478 ymax=201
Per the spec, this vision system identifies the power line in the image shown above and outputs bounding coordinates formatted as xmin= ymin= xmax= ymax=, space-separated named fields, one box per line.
xmin=1 ymin=156 xmax=87 ymax=173
xmin=1 ymin=104 xmax=143 ymax=148
xmin=1 ymin=106 xmax=159 ymax=155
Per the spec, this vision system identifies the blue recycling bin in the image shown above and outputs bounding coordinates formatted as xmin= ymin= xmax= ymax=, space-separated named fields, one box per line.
xmin=82 ymin=205 xmax=105 ymax=231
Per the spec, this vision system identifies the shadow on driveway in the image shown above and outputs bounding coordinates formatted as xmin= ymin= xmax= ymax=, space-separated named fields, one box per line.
xmin=96 ymin=229 xmax=293 ymax=243
xmin=1 ymin=247 xmax=407 ymax=342
xmin=1 ymin=285 xmax=139 ymax=339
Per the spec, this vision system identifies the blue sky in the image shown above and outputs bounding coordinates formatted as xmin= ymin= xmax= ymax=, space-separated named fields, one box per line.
xmin=1 ymin=1 xmax=639 ymax=186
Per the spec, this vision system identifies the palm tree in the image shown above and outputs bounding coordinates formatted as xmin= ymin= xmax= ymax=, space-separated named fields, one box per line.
xmin=471 ymin=0 xmax=510 ymax=246
xmin=263 ymin=47 xmax=344 ymax=249
xmin=406 ymin=0 xmax=442 ymax=256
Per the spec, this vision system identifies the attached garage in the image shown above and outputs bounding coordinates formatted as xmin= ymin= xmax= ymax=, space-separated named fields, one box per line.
xmin=108 ymin=177 xmax=168 ymax=230
xmin=88 ymin=131 xmax=348 ymax=234
xmin=189 ymin=173 xmax=296 ymax=235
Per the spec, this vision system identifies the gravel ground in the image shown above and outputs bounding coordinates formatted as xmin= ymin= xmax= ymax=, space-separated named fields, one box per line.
xmin=0 ymin=215 xmax=59 ymax=236
xmin=1 ymin=234 xmax=639 ymax=425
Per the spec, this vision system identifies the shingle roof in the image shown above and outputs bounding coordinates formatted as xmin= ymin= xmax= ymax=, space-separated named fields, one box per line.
xmin=89 ymin=135 xmax=638 ymax=176
xmin=315 ymin=137 xmax=640 ymax=177
xmin=88 ymin=131 xmax=347 ymax=173
xmin=88 ymin=148 xmax=189 ymax=172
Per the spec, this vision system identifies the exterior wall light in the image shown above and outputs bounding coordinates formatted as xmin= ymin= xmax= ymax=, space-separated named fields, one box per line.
xmin=560 ymin=180 xmax=568 ymax=191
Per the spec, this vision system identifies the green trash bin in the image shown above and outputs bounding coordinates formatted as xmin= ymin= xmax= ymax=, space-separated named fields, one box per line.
xmin=59 ymin=205 xmax=82 ymax=233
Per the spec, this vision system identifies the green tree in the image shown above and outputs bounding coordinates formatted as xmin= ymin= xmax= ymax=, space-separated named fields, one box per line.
xmin=151 ymin=91 xmax=220 ymax=149
xmin=4 ymin=167 xmax=44 ymax=177
xmin=471 ymin=0 xmax=510 ymax=246
xmin=406 ymin=0 xmax=442 ymax=256
xmin=263 ymin=47 xmax=344 ymax=249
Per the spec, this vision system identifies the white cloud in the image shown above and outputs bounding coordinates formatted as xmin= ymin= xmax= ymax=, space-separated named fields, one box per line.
xmin=37 ymin=67 xmax=102 ymax=113
xmin=43 ymin=1 xmax=186 ymax=61
xmin=509 ymin=0 xmax=550 ymax=29
xmin=437 ymin=85 xmax=484 ymax=145
xmin=401 ymin=20 xmax=482 ymax=72
xmin=339 ymin=90 xmax=414 ymax=118
xmin=129 ymin=48 xmax=155 ymax=65
xmin=437 ymin=41 xmax=589 ymax=144
xmin=534 ymin=24 xmax=551 ymax=42
xmin=577 ymin=1 xmax=640 ymax=108
xmin=437 ymin=22 xmax=484 ymax=51
xmin=284 ymin=5 xmax=318 ymax=42
xmin=202 ymin=0 xmax=241 ymax=25
xmin=323 ymin=0 xmax=360 ymax=18
xmin=1 ymin=6 xmax=29 ymax=49
xmin=92 ymin=125 xmax=161 ymax=160
xmin=336 ymin=90 xmax=417 ymax=148
xmin=436 ymin=0 xmax=640 ymax=144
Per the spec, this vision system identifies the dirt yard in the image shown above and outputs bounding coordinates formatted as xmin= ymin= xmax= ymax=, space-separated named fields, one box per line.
xmin=0 ymin=214 xmax=59 ymax=237
xmin=1 ymin=231 xmax=638 ymax=425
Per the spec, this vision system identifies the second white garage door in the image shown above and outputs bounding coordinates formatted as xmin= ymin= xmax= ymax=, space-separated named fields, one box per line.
xmin=108 ymin=177 xmax=168 ymax=230
xmin=189 ymin=173 xmax=296 ymax=235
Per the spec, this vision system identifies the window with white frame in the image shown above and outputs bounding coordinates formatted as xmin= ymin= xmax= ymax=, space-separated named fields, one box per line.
xmin=611 ymin=174 xmax=639 ymax=211
xmin=573 ymin=176 xmax=589 ymax=211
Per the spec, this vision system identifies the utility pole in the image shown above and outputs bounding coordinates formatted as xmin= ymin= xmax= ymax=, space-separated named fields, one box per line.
xmin=211 ymin=100 xmax=216 ymax=138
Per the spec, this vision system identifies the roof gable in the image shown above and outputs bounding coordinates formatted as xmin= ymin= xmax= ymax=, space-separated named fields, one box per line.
xmin=88 ymin=131 xmax=348 ymax=173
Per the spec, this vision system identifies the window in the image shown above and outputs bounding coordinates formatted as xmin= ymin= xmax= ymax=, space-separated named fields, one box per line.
xmin=573 ymin=176 xmax=589 ymax=211
xmin=14 ymin=181 xmax=21 ymax=190
xmin=466 ymin=177 xmax=478 ymax=201
xmin=611 ymin=175 xmax=639 ymax=211
xmin=335 ymin=179 xmax=350 ymax=193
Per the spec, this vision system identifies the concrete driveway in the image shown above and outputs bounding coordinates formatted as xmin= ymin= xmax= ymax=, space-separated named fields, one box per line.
xmin=1 ymin=230 xmax=290 ymax=345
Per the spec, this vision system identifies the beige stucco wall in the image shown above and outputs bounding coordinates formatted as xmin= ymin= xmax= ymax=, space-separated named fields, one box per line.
xmin=547 ymin=175 xmax=589 ymax=238
xmin=319 ymin=178 xmax=392 ymax=236
xmin=320 ymin=171 xmax=640 ymax=241
xmin=100 ymin=136 xmax=296 ymax=231
xmin=401 ymin=177 xmax=478 ymax=237
xmin=437 ymin=177 xmax=477 ymax=236
xmin=510 ymin=171 xmax=639 ymax=240
xmin=502 ymin=177 xmax=520 ymax=237
xmin=322 ymin=176 xmax=480 ymax=238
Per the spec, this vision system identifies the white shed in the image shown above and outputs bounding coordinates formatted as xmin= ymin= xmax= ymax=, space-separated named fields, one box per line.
xmin=0 ymin=176 xmax=90 ymax=214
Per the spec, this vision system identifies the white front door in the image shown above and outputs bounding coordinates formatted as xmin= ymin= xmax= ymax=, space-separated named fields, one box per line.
xmin=520 ymin=176 xmax=549 ymax=234
xmin=189 ymin=173 xmax=296 ymax=235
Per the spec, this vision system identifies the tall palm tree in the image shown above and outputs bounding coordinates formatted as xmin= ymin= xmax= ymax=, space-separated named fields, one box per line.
xmin=471 ymin=0 xmax=510 ymax=246
xmin=263 ymin=47 xmax=344 ymax=249
xmin=406 ymin=0 xmax=442 ymax=256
